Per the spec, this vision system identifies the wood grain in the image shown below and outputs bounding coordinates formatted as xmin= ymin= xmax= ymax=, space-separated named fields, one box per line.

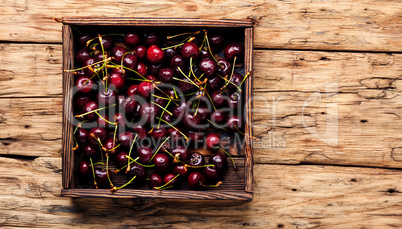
xmin=1 ymin=44 xmax=401 ymax=169
xmin=1 ymin=156 xmax=401 ymax=228
xmin=0 ymin=44 xmax=62 ymax=98
xmin=1 ymin=0 xmax=401 ymax=51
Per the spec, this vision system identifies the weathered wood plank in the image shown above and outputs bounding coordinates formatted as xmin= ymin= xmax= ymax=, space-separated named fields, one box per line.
xmin=0 ymin=44 xmax=62 ymax=98
xmin=1 ymin=156 xmax=401 ymax=228
xmin=252 ymin=50 xmax=402 ymax=168
xmin=0 ymin=97 xmax=62 ymax=157
xmin=1 ymin=0 xmax=401 ymax=51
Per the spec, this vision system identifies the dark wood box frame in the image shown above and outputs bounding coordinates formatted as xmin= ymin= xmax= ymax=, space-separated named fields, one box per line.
xmin=61 ymin=17 xmax=254 ymax=200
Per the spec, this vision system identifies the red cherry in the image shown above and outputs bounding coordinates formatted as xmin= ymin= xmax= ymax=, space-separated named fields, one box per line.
xmin=147 ymin=44 xmax=165 ymax=64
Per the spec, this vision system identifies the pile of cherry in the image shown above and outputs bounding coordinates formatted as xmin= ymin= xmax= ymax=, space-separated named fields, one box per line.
xmin=71 ymin=29 xmax=249 ymax=191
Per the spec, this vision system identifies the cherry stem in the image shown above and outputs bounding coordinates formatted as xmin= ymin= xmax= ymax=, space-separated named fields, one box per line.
xmin=176 ymin=67 xmax=200 ymax=88
xmin=204 ymin=89 xmax=217 ymax=111
xmin=161 ymin=43 xmax=184 ymax=51
xmin=235 ymin=71 xmax=251 ymax=95
xmin=153 ymin=174 xmax=180 ymax=190
xmin=73 ymin=136 xmax=79 ymax=151
xmin=109 ymin=63 xmax=148 ymax=81
xmin=120 ymin=51 xmax=136 ymax=72
xmin=111 ymin=175 xmax=137 ymax=192
xmin=167 ymin=31 xmax=200 ymax=40
xmin=204 ymin=30 xmax=222 ymax=67
xmin=151 ymin=101 xmax=173 ymax=116
xmin=65 ymin=57 xmax=112 ymax=72
xmin=148 ymin=137 xmax=171 ymax=163
xmin=218 ymin=74 xmax=242 ymax=92
xmin=221 ymin=56 xmax=237 ymax=91
xmin=157 ymin=100 xmax=172 ymax=129
xmin=202 ymin=181 xmax=223 ymax=188
xmin=185 ymin=164 xmax=215 ymax=169
xmin=76 ymin=104 xmax=116 ymax=118
xmin=207 ymin=119 xmax=228 ymax=130
xmin=156 ymin=118 xmax=189 ymax=141
xmin=95 ymin=111 xmax=117 ymax=126
xmin=218 ymin=147 xmax=237 ymax=171
xmin=89 ymin=158 xmax=98 ymax=189
xmin=126 ymin=156 xmax=155 ymax=168
xmin=126 ymin=134 xmax=138 ymax=172
xmin=106 ymin=155 xmax=113 ymax=187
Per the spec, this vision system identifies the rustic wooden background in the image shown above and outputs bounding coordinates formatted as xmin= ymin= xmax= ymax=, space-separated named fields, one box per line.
xmin=1 ymin=0 xmax=401 ymax=228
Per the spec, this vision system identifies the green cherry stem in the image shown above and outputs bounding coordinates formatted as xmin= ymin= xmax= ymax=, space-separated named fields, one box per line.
xmin=89 ymin=158 xmax=98 ymax=189
xmin=75 ymin=104 xmax=116 ymax=118
xmin=218 ymin=147 xmax=237 ymax=171
xmin=111 ymin=175 xmax=137 ymax=192
xmin=156 ymin=117 xmax=189 ymax=141
xmin=126 ymin=134 xmax=138 ymax=172
xmin=148 ymin=137 xmax=171 ymax=163
xmin=153 ymin=174 xmax=180 ymax=190
xmin=106 ymin=155 xmax=113 ymax=188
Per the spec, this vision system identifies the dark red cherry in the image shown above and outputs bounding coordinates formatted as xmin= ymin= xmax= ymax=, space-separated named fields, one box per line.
xmin=209 ymin=33 xmax=224 ymax=50
xmin=228 ymin=91 xmax=241 ymax=109
xmin=114 ymin=113 xmax=125 ymax=126
xmin=211 ymin=110 xmax=227 ymax=124
xmin=172 ymin=145 xmax=189 ymax=161
xmin=79 ymin=34 xmax=91 ymax=47
xmin=94 ymin=51 xmax=106 ymax=62
xmin=217 ymin=59 xmax=232 ymax=76
xmin=199 ymin=57 xmax=217 ymax=76
xmin=137 ymin=81 xmax=153 ymax=98
xmin=75 ymin=128 xmax=88 ymax=144
xmin=75 ymin=76 xmax=94 ymax=94
xmin=111 ymin=46 xmax=128 ymax=63
xmin=134 ymin=45 xmax=147 ymax=61
xmin=164 ymin=173 xmax=179 ymax=187
xmin=211 ymin=90 xmax=227 ymax=108
xmin=143 ymin=32 xmax=159 ymax=46
xmin=75 ymin=48 xmax=91 ymax=65
xmin=164 ymin=48 xmax=177 ymax=60
xmin=196 ymin=106 xmax=210 ymax=121
xmin=183 ymin=113 xmax=202 ymax=129
xmin=149 ymin=173 xmax=163 ymax=189
xmin=168 ymin=127 xmax=183 ymax=142
xmin=123 ymin=53 xmax=138 ymax=69
xmin=187 ymin=131 xmax=204 ymax=143
xmin=204 ymin=166 xmax=219 ymax=181
xmin=103 ymin=138 xmax=117 ymax=155
xmin=127 ymin=85 xmax=138 ymax=96
xmin=181 ymin=42 xmax=199 ymax=59
xmin=109 ymin=72 xmax=125 ymax=90
xmin=207 ymin=76 xmax=223 ymax=91
xmin=124 ymin=32 xmax=141 ymax=46
xmin=112 ymin=67 xmax=124 ymax=74
xmin=148 ymin=64 xmax=162 ymax=76
xmin=83 ymin=57 xmax=98 ymax=76
xmin=124 ymin=97 xmax=137 ymax=115
xmin=100 ymin=36 xmax=113 ymax=50
xmin=224 ymin=43 xmax=243 ymax=61
xmin=139 ymin=103 xmax=160 ymax=124
xmin=188 ymin=172 xmax=205 ymax=190
xmin=119 ymin=131 xmax=135 ymax=148
xmin=83 ymin=144 xmax=99 ymax=158
xmin=152 ymin=95 xmax=167 ymax=107
xmin=228 ymin=73 xmax=244 ymax=91
xmin=127 ymin=164 xmax=146 ymax=182
xmin=153 ymin=153 xmax=170 ymax=172
xmin=82 ymin=101 xmax=98 ymax=120
xmin=170 ymin=55 xmax=186 ymax=74
xmin=173 ymin=164 xmax=188 ymax=177
xmin=74 ymin=96 xmax=91 ymax=110
xmin=132 ymin=125 xmax=148 ymax=139
xmin=97 ymin=88 xmax=116 ymax=105
xmin=206 ymin=132 xmax=221 ymax=150
xmin=95 ymin=169 xmax=112 ymax=188
xmin=78 ymin=160 xmax=91 ymax=177
xmin=209 ymin=152 xmax=227 ymax=172
xmin=137 ymin=146 xmax=153 ymax=163
xmin=162 ymin=111 xmax=173 ymax=123
xmin=136 ymin=62 xmax=148 ymax=77
xmin=146 ymin=74 xmax=158 ymax=82
xmin=114 ymin=151 xmax=128 ymax=167
xmin=178 ymin=79 xmax=196 ymax=94
xmin=89 ymin=127 xmax=107 ymax=145
xmin=147 ymin=44 xmax=165 ymax=64
xmin=159 ymin=68 xmax=174 ymax=83
xmin=150 ymin=126 xmax=167 ymax=140
xmin=200 ymin=47 xmax=212 ymax=59
xmin=188 ymin=152 xmax=204 ymax=168
xmin=227 ymin=115 xmax=242 ymax=131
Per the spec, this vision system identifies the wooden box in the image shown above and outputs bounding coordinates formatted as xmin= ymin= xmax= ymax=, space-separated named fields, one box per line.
xmin=60 ymin=17 xmax=254 ymax=200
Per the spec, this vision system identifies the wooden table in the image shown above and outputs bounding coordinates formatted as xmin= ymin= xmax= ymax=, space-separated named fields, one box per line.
xmin=1 ymin=1 xmax=401 ymax=228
